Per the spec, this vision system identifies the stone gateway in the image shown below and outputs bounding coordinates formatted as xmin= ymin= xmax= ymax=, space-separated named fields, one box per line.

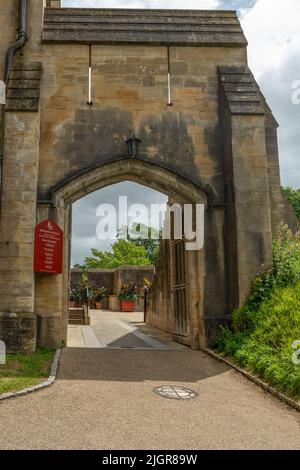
xmin=0 ymin=0 xmax=297 ymax=353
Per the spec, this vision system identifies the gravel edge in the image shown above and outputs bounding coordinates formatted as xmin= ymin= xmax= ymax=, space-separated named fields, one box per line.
xmin=205 ymin=348 xmax=300 ymax=413
xmin=0 ymin=349 xmax=61 ymax=402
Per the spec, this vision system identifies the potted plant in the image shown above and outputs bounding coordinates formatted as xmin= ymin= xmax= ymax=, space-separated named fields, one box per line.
xmin=69 ymin=288 xmax=75 ymax=308
xmin=73 ymin=286 xmax=83 ymax=308
xmin=118 ymin=284 xmax=138 ymax=312
xmin=77 ymin=280 xmax=91 ymax=307
xmin=94 ymin=287 xmax=107 ymax=310
xmin=87 ymin=285 xmax=96 ymax=309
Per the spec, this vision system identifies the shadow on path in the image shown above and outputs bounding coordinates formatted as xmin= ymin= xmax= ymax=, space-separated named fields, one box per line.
xmin=58 ymin=348 xmax=230 ymax=383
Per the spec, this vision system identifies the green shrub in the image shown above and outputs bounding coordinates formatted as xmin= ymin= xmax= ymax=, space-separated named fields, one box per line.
xmin=215 ymin=224 xmax=300 ymax=399
xmin=282 ymin=186 xmax=300 ymax=221
xmin=215 ymin=325 xmax=247 ymax=356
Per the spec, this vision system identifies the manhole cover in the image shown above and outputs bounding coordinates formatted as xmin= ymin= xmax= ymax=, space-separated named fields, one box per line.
xmin=153 ymin=385 xmax=198 ymax=400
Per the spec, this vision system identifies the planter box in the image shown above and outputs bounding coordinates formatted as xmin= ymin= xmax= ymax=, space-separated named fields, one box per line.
xmin=120 ymin=300 xmax=136 ymax=312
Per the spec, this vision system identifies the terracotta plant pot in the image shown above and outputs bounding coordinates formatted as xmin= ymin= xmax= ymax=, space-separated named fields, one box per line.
xmin=120 ymin=300 xmax=136 ymax=312
xmin=95 ymin=301 xmax=102 ymax=310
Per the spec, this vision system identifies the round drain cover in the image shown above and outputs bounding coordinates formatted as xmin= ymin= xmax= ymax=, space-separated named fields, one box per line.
xmin=153 ymin=385 xmax=198 ymax=400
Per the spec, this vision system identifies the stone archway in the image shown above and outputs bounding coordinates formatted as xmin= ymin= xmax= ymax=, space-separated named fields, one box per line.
xmin=1 ymin=2 xmax=294 ymax=356
xmin=35 ymin=158 xmax=208 ymax=350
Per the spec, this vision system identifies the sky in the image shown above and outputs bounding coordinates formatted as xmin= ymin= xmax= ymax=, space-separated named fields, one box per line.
xmin=65 ymin=0 xmax=300 ymax=264
xmin=72 ymin=182 xmax=168 ymax=265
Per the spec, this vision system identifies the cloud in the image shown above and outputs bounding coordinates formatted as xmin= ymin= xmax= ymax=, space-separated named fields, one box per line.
xmin=62 ymin=0 xmax=220 ymax=8
xmin=241 ymin=0 xmax=300 ymax=79
xmin=241 ymin=0 xmax=300 ymax=186
xmin=219 ymin=0 xmax=257 ymax=12
xmin=71 ymin=181 xmax=167 ymax=265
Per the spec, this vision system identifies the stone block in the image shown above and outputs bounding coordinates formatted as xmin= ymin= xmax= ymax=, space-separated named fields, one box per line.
xmin=36 ymin=315 xmax=63 ymax=349
xmin=0 ymin=312 xmax=36 ymax=354
xmin=108 ymin=295 xmax=120 ymax=312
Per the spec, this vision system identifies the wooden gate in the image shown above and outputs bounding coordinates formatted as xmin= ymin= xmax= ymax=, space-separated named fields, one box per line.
xmin=171 ymin=237 xmax=189 ymax=342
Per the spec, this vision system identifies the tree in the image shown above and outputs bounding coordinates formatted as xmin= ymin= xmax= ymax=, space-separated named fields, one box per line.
xmin=84 ymin=239 xmax=151 ymax=269
xmin=118 ymin=224 xmax=161 ymax=265
xmin=282 ymin=187 xmax=300 ymax=221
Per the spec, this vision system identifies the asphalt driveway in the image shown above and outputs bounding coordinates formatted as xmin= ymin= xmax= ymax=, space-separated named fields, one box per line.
xmin=0 ymin=346 xmax=299 ymax=450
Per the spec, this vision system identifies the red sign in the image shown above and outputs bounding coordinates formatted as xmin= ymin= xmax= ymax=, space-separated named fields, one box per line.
xmin=34 ymin=219 xmax=63 ymax=274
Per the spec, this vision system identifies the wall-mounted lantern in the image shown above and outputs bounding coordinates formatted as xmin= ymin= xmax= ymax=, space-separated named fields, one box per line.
xmin=126 ymin=135 xmax=141 ymax=158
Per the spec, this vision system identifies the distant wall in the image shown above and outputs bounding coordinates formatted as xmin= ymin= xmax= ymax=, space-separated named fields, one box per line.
xmin=113 ymin=266 xmax=155 ymax=296
xmin=87 ymin=269 xmax=115 ymax=295
xmin=70 ymin=266 xmax=155 ymax=297
xmin=70 ymin=269 xmax=83 ymax=289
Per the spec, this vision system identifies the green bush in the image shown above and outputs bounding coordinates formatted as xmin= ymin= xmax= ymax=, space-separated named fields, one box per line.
xmin=282 ymin=186 xmax=300 ymax=221
xmin=85 ymin=239 xmax=151 ymax=269
xmin=215 ymin=224 xmax=300 ymax=399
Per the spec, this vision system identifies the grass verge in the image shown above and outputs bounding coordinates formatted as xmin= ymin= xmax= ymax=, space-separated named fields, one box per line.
xmin=0 ymin=348 xmax=55 ymax=395
xmin=215 ymin=224 xmax=300 ymax=400
xmin=215 ymin=282 xmax=300 ymax=399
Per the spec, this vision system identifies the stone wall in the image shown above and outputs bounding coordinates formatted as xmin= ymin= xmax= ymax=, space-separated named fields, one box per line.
xmin=113 ymin=266 xmax=155 ymax=296
xmin=34 ymin=43 xmax=246 ymax=203
xmin=0 ymin=0 xmax=18 ymax=81
xmin=70 ymin=268 xmax=83 ymax=290
xmin=147 ymin=239 xmax=172 ymax=334
xmin=0 ymin=312 xmax=36 ymax=354
xmin=87 ymin=270 xmax=115 ymax=295
xmin=70 ymin=266 xmax=155 ymax=298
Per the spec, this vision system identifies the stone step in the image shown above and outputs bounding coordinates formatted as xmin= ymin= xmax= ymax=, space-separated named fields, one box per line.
xmin=69 ymin=307 xmax=85 ymax=325
xmin=69 ymin=313 xmax=85 ymax=319
xmin=69 ymin=319 xmax=85 ymax=325
xmin=69 ymin=311 xmax=84 ymax=316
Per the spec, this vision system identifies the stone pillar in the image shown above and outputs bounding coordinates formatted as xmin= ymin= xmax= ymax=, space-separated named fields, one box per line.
xmin=265 ymin=112 xmax=299 ymax=234
xmin=186 ymin=248 xmax=205 ymax=350
xmin=230 ymin=114 xmax=273 ymax=304
xmin=34 ymin=203 xmax=68 ymax=349
xmin=219 ymin=66 xmax=273 ymax=308
xmin=265 ymin=112 xmax=282 ymax=232
xmin=146 ymin=238 xmax=172 ymax=334
xmin=0 ymin=110 xmax=40 ymax=352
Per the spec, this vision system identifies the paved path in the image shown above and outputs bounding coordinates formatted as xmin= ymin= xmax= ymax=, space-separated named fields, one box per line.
xmin=68 ymin=310 xmax=187 ymax=350
xmin=0 ymin=313 xmax=299 ymax=450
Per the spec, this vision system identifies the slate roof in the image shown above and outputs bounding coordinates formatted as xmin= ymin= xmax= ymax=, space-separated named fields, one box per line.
xmin=218 ymin=66 xmax=265 ymax=115
xmin=42 ymin=8 xmax=247 ymax=46
xmin=6 ymin=62 xmax=42 ymax=112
